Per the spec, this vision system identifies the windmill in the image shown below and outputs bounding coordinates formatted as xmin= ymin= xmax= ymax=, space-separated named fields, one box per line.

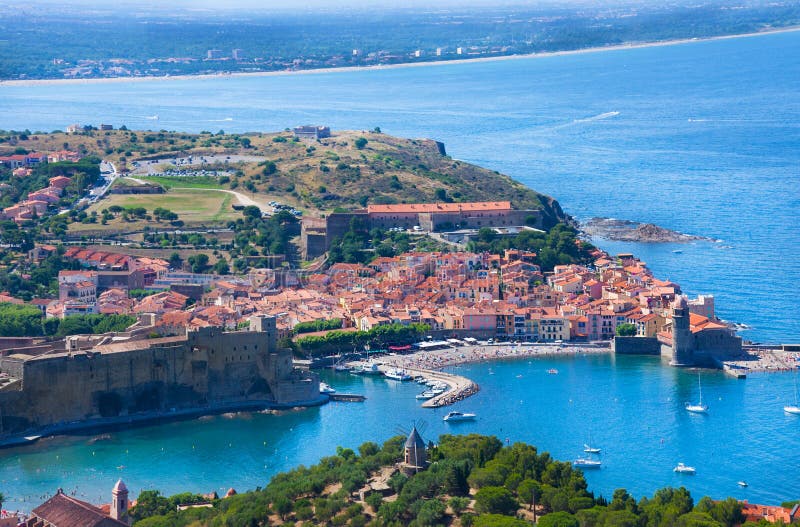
xmin=396 ymin=420 xmax=429 ymax=474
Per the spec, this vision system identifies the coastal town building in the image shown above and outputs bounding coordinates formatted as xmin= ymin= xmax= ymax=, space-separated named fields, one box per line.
xmin=24 ymin=485 xmax=128 ymax=527
xmin=292 ymin=125 xmax=331 ymax=140
xmin=302 ymin=201 xmax=542 ymax=258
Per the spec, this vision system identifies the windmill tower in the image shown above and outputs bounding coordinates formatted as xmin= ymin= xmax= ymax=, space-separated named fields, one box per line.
xmin=402 ymin=425 xmax=428 ymax=474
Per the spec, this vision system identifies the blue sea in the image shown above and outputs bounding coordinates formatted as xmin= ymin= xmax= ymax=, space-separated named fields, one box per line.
xmin=1 ymin=356 xmax=799 ymax=512
xmin=1 ymin=31 xmax=799 ymax=511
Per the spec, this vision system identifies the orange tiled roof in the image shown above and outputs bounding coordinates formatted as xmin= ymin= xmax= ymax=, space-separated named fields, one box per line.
xmin=368 ymin=201 xmax=512 ymax=214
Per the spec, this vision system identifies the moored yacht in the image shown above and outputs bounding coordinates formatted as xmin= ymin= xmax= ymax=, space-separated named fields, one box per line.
xmin=573 ymin=458 xmax=602 ymax=469
xmin=686 ymin=374 xmax=708 ymax=413
xmin=443 ymin=411 xmax=476 ymax=422
xmin=384 ymin=368 xmax=412 ymax=381
xmin=319 ymin=382 xmax=336 ymax=394
xmin=674 ymin=463 xmax=696 ymax=474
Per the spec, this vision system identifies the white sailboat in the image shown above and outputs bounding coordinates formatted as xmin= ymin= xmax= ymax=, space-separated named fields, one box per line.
xmin=685 ymin=373 xmax=708 ymax=413
xmin=583 ymin=433 xmax=601 ymax=453
xmin=784 ymin=371 xmax=800 ymax=415
xmin=584 ymin=443 xmax=601 ymax=454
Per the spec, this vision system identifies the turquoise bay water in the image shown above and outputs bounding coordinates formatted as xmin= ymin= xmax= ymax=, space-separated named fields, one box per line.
xmin=1 ymin=32 xmax=800 ymax=510
xmin=1 ymin=354 xmax=799 ymax=512
xmin=2 ymin=32 xmax=799 ymax=343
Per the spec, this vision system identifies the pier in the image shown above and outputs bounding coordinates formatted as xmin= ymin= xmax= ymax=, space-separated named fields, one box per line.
xmin=344 ymin=360 xmax=479 ymax=408
xmin=391 ymin=366 xmax=478 ymax=408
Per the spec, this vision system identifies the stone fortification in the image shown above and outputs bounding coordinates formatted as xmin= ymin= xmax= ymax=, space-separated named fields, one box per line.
xmin=0 ymin=315 xmax=320 ymax=438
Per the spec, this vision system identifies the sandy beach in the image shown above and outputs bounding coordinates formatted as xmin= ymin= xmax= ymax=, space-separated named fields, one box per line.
xmin=2 ymin=26 xmax=799 ymax=88
xmin=724 ymin=349 xmax=800 ymax=373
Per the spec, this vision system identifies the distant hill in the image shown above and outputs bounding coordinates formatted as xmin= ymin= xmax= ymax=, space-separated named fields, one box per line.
xmin=5 ymin=129 xmax=569 ymax=228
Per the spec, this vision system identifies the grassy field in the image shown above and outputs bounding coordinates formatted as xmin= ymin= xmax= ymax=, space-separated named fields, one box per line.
xmin=70 ymin=188 xmax=240 ymax=233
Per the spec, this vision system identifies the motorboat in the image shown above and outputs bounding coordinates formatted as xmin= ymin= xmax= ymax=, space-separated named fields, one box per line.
xmin=443 ymin=411 xmax=476 ymax=422
xmin=573 ymin=458 xmax=602 ymax=469
xmin=738 ymin=481 xmax=748 ymax=487
xmin=548 ymin=368 xmax=559 ymax=375
xmin=674 ymin=463 xmax=696 ymax=474
xmin=352 ymin=362 xmax=382 ymax=375
xmin=384 ymin=368 xmax=412 ymax=381
xmin=416 ymin=391 xmax=437 ymax=400
xmin=319 ymin=382 xmax=336 ymax=394
xmin=686 ymin=373 xmax=708 ymax=413
xmin=584 ymin=444 xmax=601 ymax=454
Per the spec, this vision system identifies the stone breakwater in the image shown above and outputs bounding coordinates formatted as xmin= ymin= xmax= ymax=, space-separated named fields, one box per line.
xmin=377 ymin=343 xmax=610 ymax=407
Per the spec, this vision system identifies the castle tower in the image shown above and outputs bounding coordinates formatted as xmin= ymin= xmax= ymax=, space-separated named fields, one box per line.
xmin=670 ymin=295 xmax=694 ymax=366
xmin=110 ymin=479 xmax=129 ymax=523
xmin=403 ymin=426 xmax=427 ymax=472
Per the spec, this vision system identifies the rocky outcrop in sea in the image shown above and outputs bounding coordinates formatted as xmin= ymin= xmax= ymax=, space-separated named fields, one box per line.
xmin=581 ymin=217 xmax=713 ymax=243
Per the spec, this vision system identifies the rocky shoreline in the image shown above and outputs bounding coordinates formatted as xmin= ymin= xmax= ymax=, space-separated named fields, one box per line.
xmin=581 ymin=217 xmax=714 ymax=243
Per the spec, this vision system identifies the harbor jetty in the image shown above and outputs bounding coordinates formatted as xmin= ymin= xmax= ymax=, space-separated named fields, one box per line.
xmin=347 ymin=342 xmax=609 ymax=408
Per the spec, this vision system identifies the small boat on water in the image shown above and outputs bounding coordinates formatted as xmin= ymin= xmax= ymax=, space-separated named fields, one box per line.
xmin=384 ymin=368 xmax=412 ymax=381
xmin=548 ymin=368 xmax=559 ymax=375
xmin=738 ymin=481 xmax=748 ymax=487
xmin=674 ymin=463 xmax=696 ymax=474
xmin=416 ymin=391 xmax=437 ymax=400
xmin=584 ymin=444 xmax=601 ymax=454
xmin=686 ymin=373 xmax=708 ymax=413
xmin=352 ymin=362 xmax=382 ymax=375
xmin=573 ymin=458 xmax=602 ymax=469
xmin=443 ymin=411 xmax=476 ymax=422
xmin=319 ymin=382 xmax=336 ymax=394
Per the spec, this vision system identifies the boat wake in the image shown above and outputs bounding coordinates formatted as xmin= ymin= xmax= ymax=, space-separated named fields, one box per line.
xmin=574 ymin=111 xmax=620 ymax=123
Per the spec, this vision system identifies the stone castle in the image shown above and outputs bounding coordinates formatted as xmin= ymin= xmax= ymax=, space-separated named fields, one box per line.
xmin=0 ymin=315 xmax=321 ymax=440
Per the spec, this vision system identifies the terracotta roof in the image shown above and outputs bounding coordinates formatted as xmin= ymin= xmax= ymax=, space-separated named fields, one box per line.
xmin=31 ymin=490 xmax=127 ymax=527
xmin=368 ymin=201 xmax=512 ymax=214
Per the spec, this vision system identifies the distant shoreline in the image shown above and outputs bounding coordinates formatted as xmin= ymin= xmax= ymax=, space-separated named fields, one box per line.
xmin=2 ymin=25 xmax=800 ymax=88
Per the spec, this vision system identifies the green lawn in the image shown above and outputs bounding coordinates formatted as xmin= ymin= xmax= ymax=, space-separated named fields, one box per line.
xmin=83 ymin=188 xmax=240 ymax=226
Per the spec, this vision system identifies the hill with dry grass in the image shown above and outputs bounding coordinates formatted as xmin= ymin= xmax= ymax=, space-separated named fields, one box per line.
xmin=4 ymin=128 xmax=568 ymax=228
